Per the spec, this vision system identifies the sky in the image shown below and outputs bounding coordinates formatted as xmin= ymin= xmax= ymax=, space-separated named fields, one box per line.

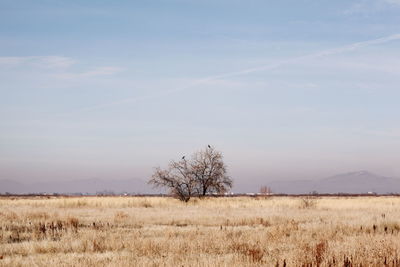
xmin=1 ymin=0 xmax=400 ymax=187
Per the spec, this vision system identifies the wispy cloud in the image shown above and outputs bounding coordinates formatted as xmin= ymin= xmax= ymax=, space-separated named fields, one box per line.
xmin=0 ymin=56 xmax=123 ymax=83
xmin=0 ymin=56 xmax=76 ymax=69
xmin=80 ymin=67 xmax=123 ymax=77
xmin=69 ymin=33 xmax=400 ymax=113
xmin=343 ymin=0 xmax=400 ymax=15
xmin=382 ymin=0 xmax=400 ymax=5
xmin=53 ymin=66 xmax=123 ymax=80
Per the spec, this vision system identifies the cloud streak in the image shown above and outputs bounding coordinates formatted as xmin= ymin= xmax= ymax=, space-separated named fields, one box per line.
xmin=343 ymin=0 xmax=400 ymax=15
xmin=0 ymin=56 xmax=122 ymax=84
xmin=52 ymin=66 xmax=123 ymax=80
xmin=59 ymin=33 xmax=400 ymax=115
xmin=0 ymin=56 xmax=76 ymax=69
xmin=384 ymin=0 xmax=400 ymax=5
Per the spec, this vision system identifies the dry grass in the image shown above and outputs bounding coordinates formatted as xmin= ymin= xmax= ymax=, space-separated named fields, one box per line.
xmin=1 ymin=196 xmax=400 ymax=266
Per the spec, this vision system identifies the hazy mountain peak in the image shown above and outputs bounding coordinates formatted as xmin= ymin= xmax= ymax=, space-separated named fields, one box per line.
xmin=334 ymin=170 xmax=372 ymax=176
xmin=0 ymin=178 xmax=154 ymax=194
xmin=341 ymin=170 xmax=375 ymax=176
xmin=268 ymin=170 xmax=400 ymax=194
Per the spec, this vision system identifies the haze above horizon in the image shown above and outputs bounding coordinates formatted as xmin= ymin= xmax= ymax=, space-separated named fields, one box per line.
xmin=1 ymin=0 xmax=400 ymax=184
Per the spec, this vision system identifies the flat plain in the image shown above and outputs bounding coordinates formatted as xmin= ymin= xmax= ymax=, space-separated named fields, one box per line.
xmin=1 ymin=196 xmax=400 ymax=266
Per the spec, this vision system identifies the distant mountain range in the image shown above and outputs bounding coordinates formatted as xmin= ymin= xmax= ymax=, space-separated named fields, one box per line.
xmin=1 ymin=171 xmax=400 ymax=194
xmin=269 ymin=171 xmax=400 ymax=194
xmin=0 ymin=178 xmax=154 ymax=194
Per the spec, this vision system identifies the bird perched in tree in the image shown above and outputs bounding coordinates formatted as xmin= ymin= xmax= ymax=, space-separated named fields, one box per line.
xmin=208 ymin=145 xmax=211 ymax=148
xmin=182 ymin=156 xmax=185 ymax=160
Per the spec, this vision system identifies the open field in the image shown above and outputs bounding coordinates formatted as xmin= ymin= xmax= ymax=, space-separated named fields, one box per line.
xmin=1 ymin=196 xmax=400 ymax=266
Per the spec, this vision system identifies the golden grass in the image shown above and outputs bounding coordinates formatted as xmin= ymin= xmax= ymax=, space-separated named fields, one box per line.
xmin=1 ymin=196 xmax=400 ymax=266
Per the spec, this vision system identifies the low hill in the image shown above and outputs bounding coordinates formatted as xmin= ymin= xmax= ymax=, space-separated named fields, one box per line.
xmin=269 ymin=171 xmax=400 ymax=194
xmin=0 ymin=178 xmax=154 ymax=195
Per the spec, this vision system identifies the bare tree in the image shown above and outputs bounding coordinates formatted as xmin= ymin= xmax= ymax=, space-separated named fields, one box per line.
xmin=191 ymin=146 xmax=232 ymax=196
xmin=149 ymin=159 xmax=195 ymax=202
xmin=259 ymin=185 xmax=272 ymax=195
xmin=149 ymin=146 xmax=232 ymax=201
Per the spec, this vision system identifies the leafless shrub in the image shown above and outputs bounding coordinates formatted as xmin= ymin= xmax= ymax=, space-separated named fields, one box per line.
xmin=8 ymin=231 xmax=21 ymax=243
xmin=315 ymin=240 xmax=328 ymax=266
xmin=92 ymin=237 xmax=107 ymax=253
xmin=230 ymin=243 xmax=265 ymax=262
xmin=300 ymin=196 xmax=317 ymax=209
xmin=382 ymin=222 xmax=400 ymax=234
xmin=149 ymin=145 xmax=232 ymax=201
xmin=175 ymin=223 xmax=188 ymax=227
xmin=224 ymin=217 xmax=270 ymax=227
xmin=114 ymin=211 xmax=129 ymax=223
xmin=56 ymin=220 xmax=64 ymax=231
xmin=38 ymin=222 xmax=46 ymax=235
xmin=140 ymin=201 xmax=153 ymax=208
xmin=343 ymin=256 xmax=352 ymax=267
xmin=259 ymin=185 xmax=272 ymax=195
xmin=4 ymin=211 xmax=19 ymax=221
xmin=67 ymin=217 xmax=79 ymax=232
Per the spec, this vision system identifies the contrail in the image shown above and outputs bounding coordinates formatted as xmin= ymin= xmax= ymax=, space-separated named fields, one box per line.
xmin=67 ymin=33 xmax=400 ymax=114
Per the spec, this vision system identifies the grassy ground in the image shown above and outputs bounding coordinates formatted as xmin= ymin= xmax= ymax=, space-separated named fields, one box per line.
xmin=1 ymin=196 xmax=400 ymax=266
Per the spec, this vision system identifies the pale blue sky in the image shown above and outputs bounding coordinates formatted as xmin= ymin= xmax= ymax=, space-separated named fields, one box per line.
xmin=1 ymin=0 xmax=400 ymax=186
